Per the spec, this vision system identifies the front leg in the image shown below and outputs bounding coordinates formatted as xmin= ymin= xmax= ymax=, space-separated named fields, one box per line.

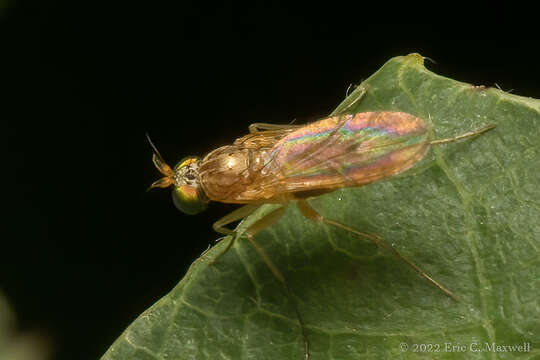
xmin=210 ymin=204 xmax=261 ymax=264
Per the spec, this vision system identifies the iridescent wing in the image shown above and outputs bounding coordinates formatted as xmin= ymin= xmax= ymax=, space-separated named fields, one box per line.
xmin=255 ymin=112 xmax=430 ymax=195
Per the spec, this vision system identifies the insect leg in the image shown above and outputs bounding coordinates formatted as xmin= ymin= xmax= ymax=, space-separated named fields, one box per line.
xmin=241 ymin=204 xmax=310 ymax=360
xmin=296 ymin=200 xmax=459 ymax=301
xmin=213 ymin=204 xmax=262 ymax=235
xmin=345 ymin=83 xmax=355 ymax=97
xmin=210 ymin=204 xmax=262 ymax=264
xmin=242 ymin=205 xmax=288 ymax=282
xmin=248 ymin=123 xmax=302 ymax=134
xmin=429 ymin=124 xmax=496 ymax=145
xmin=339 ymin=84 xmax=369 ymax=113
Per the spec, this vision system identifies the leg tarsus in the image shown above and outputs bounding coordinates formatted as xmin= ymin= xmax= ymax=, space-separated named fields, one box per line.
xmin=209 ymin=232 xmax=237 ymax=265
xmin=429 ymin=124 xmax=496 ymax=146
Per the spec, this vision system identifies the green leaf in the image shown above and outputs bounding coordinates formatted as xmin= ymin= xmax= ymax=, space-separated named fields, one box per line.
xmin=102 ymin=54 xmax=540 ymax=360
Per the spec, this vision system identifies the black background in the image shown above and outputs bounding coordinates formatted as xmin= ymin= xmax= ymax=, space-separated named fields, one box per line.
xmin=2 ymin=2 xmax=538 ymax=360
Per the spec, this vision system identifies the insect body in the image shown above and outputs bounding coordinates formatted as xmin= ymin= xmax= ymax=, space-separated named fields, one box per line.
xmin=148 ymin=107 xmax=495 ymax=360
xmin=152 ymin=112 xmax=434 ymax=204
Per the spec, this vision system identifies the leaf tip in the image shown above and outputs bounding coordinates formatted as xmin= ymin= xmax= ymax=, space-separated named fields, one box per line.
xmin=404 ymin=53 xmax=427 ymax=66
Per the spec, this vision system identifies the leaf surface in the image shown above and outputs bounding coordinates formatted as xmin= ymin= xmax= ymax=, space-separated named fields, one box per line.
xmin=102 ymin=54 xmax=540 ymax=360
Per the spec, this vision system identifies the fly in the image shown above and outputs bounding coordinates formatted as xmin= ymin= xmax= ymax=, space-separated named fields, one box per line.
xmin=148 ymin=88 xmax=496 ymax=360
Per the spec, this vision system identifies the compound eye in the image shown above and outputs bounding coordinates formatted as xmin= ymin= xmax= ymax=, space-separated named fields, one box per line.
xmin=172 ymin=185 xmax=208 ymax=215
xmin=171 ymin=157 xmax=207 ymax=214
xmin=184 ymin=170 xmax=197 ymax=182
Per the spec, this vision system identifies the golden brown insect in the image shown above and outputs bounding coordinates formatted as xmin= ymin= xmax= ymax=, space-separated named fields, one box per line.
xmin=148 ymin=89 xmax=496 ymax=359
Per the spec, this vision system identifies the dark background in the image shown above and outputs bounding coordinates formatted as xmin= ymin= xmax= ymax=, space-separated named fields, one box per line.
xmin=1 ymin=2 xmax=538 ymax=360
